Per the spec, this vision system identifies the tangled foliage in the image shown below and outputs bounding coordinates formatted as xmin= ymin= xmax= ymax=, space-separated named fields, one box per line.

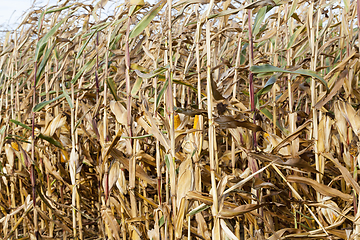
xmin=0 ymin=0 xmax=360 ymax=239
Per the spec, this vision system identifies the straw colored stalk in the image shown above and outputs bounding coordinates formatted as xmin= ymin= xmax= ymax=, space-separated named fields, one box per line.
xmin=2 ymin=0 xmax=360 ymax=239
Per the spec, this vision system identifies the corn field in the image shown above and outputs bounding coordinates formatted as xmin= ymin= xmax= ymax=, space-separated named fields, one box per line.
xmin=0 ymin=0 xmax=360 ymax=239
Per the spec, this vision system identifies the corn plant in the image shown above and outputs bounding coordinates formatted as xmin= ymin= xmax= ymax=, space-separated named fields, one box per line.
xmin=0 ymin=0 xmax=360 ymax=239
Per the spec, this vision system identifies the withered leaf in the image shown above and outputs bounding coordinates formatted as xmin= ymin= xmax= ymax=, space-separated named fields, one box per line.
xmin=315 ymin=69 xmax=347 ymax=110
xmin=186 ymin=191 xmax=237 ymax=208
xmin=215 ymin=115 xmax=264 ymax=132
xmin=211 ymin=74 xmax=225 ymax=100
xmin=244 ymin=0 xmax=276 ymax=9
xmin=287 ymin=175 xmax=352 ymax=201
xmin=218 ymin=204 xmax=262 ymax=218
xmin=101 ymin=206 xmax=121 ymax=240
xmin=175 ymin=107 xmax=207 ymax=116
xmin=110 ymin=148 xmax=157 ymax=186
xmin=282 ymin=157 xmax=321 ymax=174
xmin=322 ymin=153 xmax=360 ymax=195
xmin=272 ymin=119 xmax=312 ymax=154
xmin=250 ymin=152 xmax=320 ymax=174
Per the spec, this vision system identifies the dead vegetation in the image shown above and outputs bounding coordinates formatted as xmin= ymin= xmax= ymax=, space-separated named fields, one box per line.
xmin=0 ymin=0 xmax=360 ymax=239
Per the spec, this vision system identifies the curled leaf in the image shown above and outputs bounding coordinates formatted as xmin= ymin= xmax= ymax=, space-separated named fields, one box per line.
xmin=215 ymin=116 xmax=263 ymax=132
xmin=287 ymin=175 xmax=352 ymax=201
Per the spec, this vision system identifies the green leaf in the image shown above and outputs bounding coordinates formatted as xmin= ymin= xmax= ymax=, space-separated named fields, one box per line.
xmin=38 ymin=134 xmax=64 ymax=149
xmin=344 ymin=0 xmax=350 ymax=12
xmin=10 ymin=119 xmax=63 ymax=149
xmin=5 ymin=134 xmax=29 ymax=142
xmin=35 ymin=11 xmax=74 ymax=62
xmin=45 ymin=5 xmax=72 ymax=14
xmin=254 ymin=74 xmax=278 ymax=108
xmin=187 ymin=204 xmax=210 ymax=217
xmin=250 ymin=64 xmax=290 ymax=74
xmin=37 ymin=10 xmax=47 ymax=31
xmin=253 ymin=7 xmax=266 ymax=36
xmin=77 ymin=22 xmax=111 ymax=59
xmin=109 ymin=17 xmax=127 ymax=47
xmin=123 ymin=134 xmax=153 ymax=139
xmin=173 ymin=79 xmax=199 ymax=94
xmin=287 ymin=25 xmax=305 ymax=49
xmin=208 ymin=7 xmax=243 ymax=19
xmin=36 ymin=41 xmax=56 ymax=85
xmin=90 ymin=21 xmax=110 ymax=30
xmin=293 ymin=69 xmax=326 ymax=87
xmin=287 ymin=0 xmax=299 ymax=20
xmin=133 ymin=66 xmax=169 ymax=79
xmin=255 ymin=95 xmax=260 ymax=109
xmin=260 ymin=108 xmax=287 ymax=134
xmin=10 ymin=119 xmax=32 ymax=130
xmin=156 ymin=79 xmax=169 ymax=110
xmin=131 ymin=77 xmax=143 ymax=96
xmin=129 ymin=0 xmax=166 ymax=39
xmin=159 ymin=215 xmax=165 ymax=228
xmin=40 ymin=90 xmax=58 ymax=97
xmin=294 ymin=209 xmax=314 ymax=220
xmin=33 ymin=93 xmax=65 ymax=112
xmin=0 ymin=126 xmax=6 ymax=134
xmin=107 ymin=77 xmax=120 ymax=101
xmin=71 ymin=58 xmax=96 ymax=84
xmin=250 ymin=64 xmax=328 ymax=91
xmin=129 ymin=5 xmax=144 ymax=16
xmin=62 ymin=84 xmax=73 ymax=109
xmin=76 ymin=31 xmax=96 ymax=59
xmin=256 ymin=74 xmax=278 ymax=97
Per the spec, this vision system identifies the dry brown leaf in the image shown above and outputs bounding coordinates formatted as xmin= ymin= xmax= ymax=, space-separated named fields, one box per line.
xmin=324 ymin=51 xmax=356 ymax=81
xmin=272 ymin=120 xmax=312 ymax=155
xmin=43 ymin=156 xmax=70 ymax=189
xmin=287 ymin=175 xmax=352 ymax=201
xmin=116 ymin=166 xmax=127 ymax=195
xmin=1 ymin=1 xmax=359 ymax=239
xmin=195 ymin=211 xmax=211 ymax=240
xmin=254 ymin=28 xmax=277 ymax=43
xmin=186 ymin=191 xmax=238 ymax=208
xmin=320 ymin=199 xmax=341 ymax=225
xmin=4 ymin=144 xmax=14 ymax=170
xmin=218 ymin=204 xmax=262 ymax=218
xmin=318 ymin=115 xmax=333 ymax=153
xmin=334 ymin=101 xmax=348 ymax=144
xmin=220 ymin=219 xmax=239 ymax=240
xmin=175 ymin=198 xmax=187 ymax=239
xmin=215 ymin=115 xmax=263 ymax=131
xmin=137 ymin=115 xmax=170 ymax=152
xmin=108 ymin=161 xmax=121 ymax=193
xmin=244 ymin=0 xmax=276 ymax=9
xmin=211 ymin=74 xmax=225 ymax=100
xmin=69 ymin=148 xmax=78 ymax=185
xmin=186 ymin=191 xmax=214 ymax=206
xmin=101 ymin=206 xmax=121 ymax=240
xmin=315 ymin=70 xmax=347 ymax=110
xmin=341 ymin=101 xmax=360 ymax=137
xmin=175 ymin=108 xmax=208 ymax=117
xmin=281 ymin=157 xmax=321 ymax=174
xmin=110 ymin=148 xmax=157 ymax=186
xmin=267 ymin=228 xmax=297 ymax=240
xmin=110 ymin=101 xmax=127 ymax=125
xmin=43 ymin=114 xmax=66 ymax=136
xmin=177 ymin=157 xmax=194 ymax=208
xmin=322 ymin=153 xmax=360 ymax=195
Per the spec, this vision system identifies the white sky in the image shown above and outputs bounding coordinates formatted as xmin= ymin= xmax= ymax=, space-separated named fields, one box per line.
xmin=0 ymin=0 xmax=120 ymax=30
xmin=0 ymin=0 xmax=52 ymax=29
